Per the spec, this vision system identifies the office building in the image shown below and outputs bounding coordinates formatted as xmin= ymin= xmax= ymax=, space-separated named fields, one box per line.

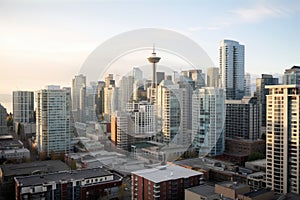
xmin=207 ymin=67 xmax=219 ymax=87
xmin=219 ymin=39 xmax=245 ymax=100
xmin=15 ymin=167 xmax=122 ymax=200
xmin=256 ymin=74 xmax=279 ymax=136
xmin=72 ymin=74 xmax=86 ymax=122
xmin=12 ymin=91 xmax=34 ymax=123
xmin=244 ymin=73 xmax=251 ymax=96
xmin=36 ymin=85 xmax=71 ymax=158
xmin=132 ymin=164 xmax=203 ymax=200
xmin=266 ymin=85 xmax=300 ymax=194
xmin=0 ymin=104 xmax=7 ymax=135
xmin=225 ymin=96 xmax=259 ymax=140
xmin=283 ymin=66 xmax=300 ymax=84
xmin=192 ymin=87 xmax=225 ymax=156
xmin=133 ymin=67 xmax=143 ymax=82
xmin=104 ymin=75 xmax=118 ymax=121
xmin=119 ymin=75 xmax=134 ymax=111
xmin=111 ymin=111 xmax=130 ymax=150
xmin=156 ymin=71 xmax=165 ymax=85
xmin=96 ymin=81 xmax=105 ymax=120
xmin=181 ymin=69 xmax=205 ymax=88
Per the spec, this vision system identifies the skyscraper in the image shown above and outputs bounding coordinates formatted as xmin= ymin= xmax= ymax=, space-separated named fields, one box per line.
xmin=13 ymin=91 xmax=34 ymax=123
xmin=36 ymin=85 xmax=71 ymax=157
xmin=282 ymin=65 xmax=300 ymax=84
xmin=207 ymin=67 xmax=219 ymax=87
xmin=225 ymin=96 xmax=259 ymax=140
xmin=256 ymin=74 xmax=278 ymax=136
xmin=219 ymin=39 xmax=245 ymax=100
xmin=266 ymin=85 xmax=300 ymax=194
xmin=157 ymin=80 xmax=181 ymax=144
xmin=244 ymin=73 xmax=251 ymax=96
xmin=72 ymin=74 xmax=86 ymax=122
xmin=0 ymin=104 xmax=7 ymax=135
xmin=192 ymin=87 xmax=225 ymax=156
xmin=96 ymin=81 xmax=105 ymax=120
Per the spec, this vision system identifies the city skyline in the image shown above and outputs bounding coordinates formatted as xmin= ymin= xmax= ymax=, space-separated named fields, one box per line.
xmin=1 ymin=0 xmax=300 ymax=112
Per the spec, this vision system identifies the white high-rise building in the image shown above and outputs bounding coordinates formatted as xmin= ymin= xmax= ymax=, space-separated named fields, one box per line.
xmin=157 ymin=80 xmax=181 ymax=144
xmin=72 ymin=74 xmax=86 ymax=122
xmin=266 ymin=85 xmax=300 ymax=194
xmin=104 ymin=78 xmax=119 ymax=121
xmin=134 ymin=102 xmax=155 ymax=135
xmin=219 ymin=39 xmax=245 ymax=100
xmin=192 ymin=87 xmax=225 ymax=156
xmin=36 ymin=85 xmax=71 ymax=157
xmin=207 ymin=67 xmax=219 ymax=87
xmin=13 ymin=91 xmax=34 ymax=123
xmin=119 ymin=76 xmax=134 ymax=111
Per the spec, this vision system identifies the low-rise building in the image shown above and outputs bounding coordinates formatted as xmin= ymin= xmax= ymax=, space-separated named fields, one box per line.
xmin=247 ymin=172 xmax=266 ymax=191
xmin=237 ymin=188 xmax=274 ymax=200
xmin=15 ymin=167 xmax=122 ymax=200
xmin=185 ymin=184 xmax=220 ymax=200
xmin=132 ymin=164 xmax=203 ymax=200
xmin=215 ymin=181 xmax=250 ymax=199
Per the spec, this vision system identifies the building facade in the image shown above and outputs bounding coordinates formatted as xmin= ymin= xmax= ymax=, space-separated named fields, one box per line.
xmin=13 ymin=91 xmax=34 ymax=123
xmin=15 ymin=167 xmax=122 ymax=200
xmin=0 ymin=104 xmax=7 ymax=135
xmin=192 ymin=87 xmax=225 ymax=156
xmin=256 ymin=74 xmax=279 ymax=136
xmin=36 ymin=85 xmax=71 ymax=157
xmin=266 ymin=85 xmax=300 ymax=194
xmin=225 ymin=96 xmax=259 ymax=140
xmin=207 ymin=67 xmax=219 ymax=87
xmin=72 ymin=74 xmax=86 ymax=123
xmin=219 ymin=39 xmax=245 ymax=100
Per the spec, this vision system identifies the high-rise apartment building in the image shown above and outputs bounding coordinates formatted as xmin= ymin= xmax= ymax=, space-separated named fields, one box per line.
xmin=36 ymin=85 xmax=71 ymax=157
xmin=256 ymin=74 xmax=279 ymax=136
xmin=157 ymin=80 xmax=181 ymax=144
xmin=181 ymin=69 xmax=205 ymax=89
xmin=225 ymin=96 xmax=259 ymax=140
xmin=104 ymin=77 xmax=119 ymax=121
xmin=266 ymin=85 xmax=300 ymax=194
xmin=0 ymin=104 xmax=7 ymax=135
xmin=283 ymin=66 xmax=300 ymax=84
xmin=219 ymin=39 xmax=245 ymax=100
xmin=12 ymin=91 xmax=34 ymax=123
xmin=207 ymin=67 xmax=219 ymax=87
xmin=192 ymin=87 xmax=225 ymax=156
xmin=72 ymin=74 xmax=86 ymax=122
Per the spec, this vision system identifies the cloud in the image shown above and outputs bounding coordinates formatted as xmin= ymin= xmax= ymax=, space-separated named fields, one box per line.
xmin=231 ymin=4 xmax=287 ymax=23
xmin=188 ymin=2 xmax=298 ymax=32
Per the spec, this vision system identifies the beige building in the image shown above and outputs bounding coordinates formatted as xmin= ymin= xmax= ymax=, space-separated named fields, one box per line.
xmin=266 ymin=85 xmax=300 ymax=194
xmin=215 ymin=181 xmax=250 ymax=199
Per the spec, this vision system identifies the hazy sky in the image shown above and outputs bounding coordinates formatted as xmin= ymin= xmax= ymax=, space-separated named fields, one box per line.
xmin=1 ymin=0 xmax=300 ymax=112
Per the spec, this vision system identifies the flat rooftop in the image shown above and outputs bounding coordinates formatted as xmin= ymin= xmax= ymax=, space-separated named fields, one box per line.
xmin=0 ymin=160 xmax=69 ymax=177
xmin=132 ymin=164 xmax=202 ymax=183
xmin=217 ymin=181 xmax=248 ymax=190
xmin=242 ymin=188 xmax=272 ymax=198
xmin=186 ymin=184 xmax=216 ymax=196
xmin=15 ymin=167 xmax=122 ymax=187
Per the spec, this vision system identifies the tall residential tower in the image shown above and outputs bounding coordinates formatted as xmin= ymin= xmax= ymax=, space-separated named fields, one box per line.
xmin=219 ymin=39 xmax=245 ymax=100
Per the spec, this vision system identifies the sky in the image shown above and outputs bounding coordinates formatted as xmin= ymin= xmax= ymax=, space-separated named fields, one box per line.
xmin=1 ymin=0 xmax=300 ymax=112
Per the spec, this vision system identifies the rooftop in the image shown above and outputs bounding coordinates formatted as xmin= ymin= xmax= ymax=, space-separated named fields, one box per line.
xmin=15 ymin=167 xmax=122 ymax=187
xmin=186 ymin=184 xmax=216 ymax=196
xmin=242 ymin=188 xmax=272 ymax=198
xmin=0 ymin=160 xmax=69 ymax=177
xmin=132 ymin=164 xmax=202 ymax=183
xmin=217 ymin=181 xmax=248 ymax=190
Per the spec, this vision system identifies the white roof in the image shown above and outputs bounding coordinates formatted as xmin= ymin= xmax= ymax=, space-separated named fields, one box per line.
xmin=132 ymin=164 xmax=202 ymax=183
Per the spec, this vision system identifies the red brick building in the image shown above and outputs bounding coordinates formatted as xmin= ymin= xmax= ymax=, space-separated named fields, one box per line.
xmin=131 ymin=164 xmax=203 ymax=200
